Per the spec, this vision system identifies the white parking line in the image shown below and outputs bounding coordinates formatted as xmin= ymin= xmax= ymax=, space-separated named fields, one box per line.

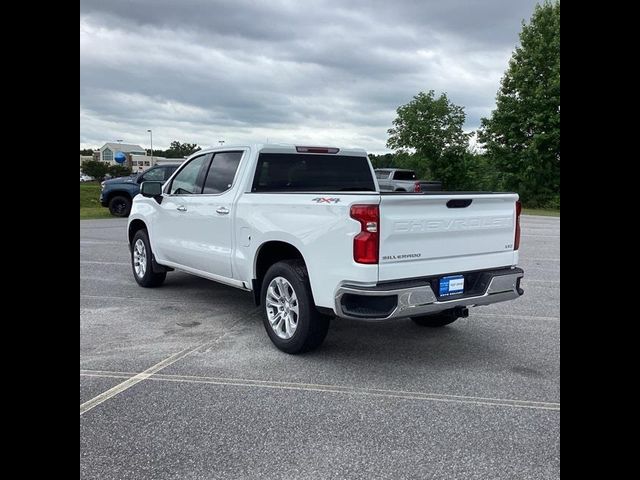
xmin=80 ymin=341 xmax=210 ymax=415
xmin=80 ymin=369 xmax=559 ymax=411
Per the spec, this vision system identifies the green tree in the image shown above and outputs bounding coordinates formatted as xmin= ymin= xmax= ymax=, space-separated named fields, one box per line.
xmin=368 ymin=153 xmax=396 ymax=169
xmin=393 ymin=151 xmax=431 ymax=180
xmin=146 ymin=149 xmax=166 ymax=157
xmin=387 ymin=90 xmax=471 ymax=189
xmin=81 ymin=160 xmax=110 ymax=180
xmin=478 ymin=1 xmax=560 ymax=207
xmin=165 ymin=141 xmax=201 ymax=158
xmin=80 ymin=148 xmax=95 ymax=156
xmin=108 ymin=164 xmax=133 ymax=177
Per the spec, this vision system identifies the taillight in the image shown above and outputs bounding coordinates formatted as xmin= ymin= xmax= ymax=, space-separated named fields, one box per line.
xmin=350 ymin=204 xmax=379 ymax=264
xmin=414 ymin=181 xmax=421 ymax=193
xmin=514 ymin=200 xmax=522 ymax=250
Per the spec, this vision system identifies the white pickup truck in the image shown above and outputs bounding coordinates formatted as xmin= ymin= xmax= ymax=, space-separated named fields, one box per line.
xmin=127 ymin=144 xmax=524 ymax=354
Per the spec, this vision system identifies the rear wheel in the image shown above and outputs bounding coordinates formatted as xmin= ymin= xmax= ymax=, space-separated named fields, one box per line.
xmin=131 ymin=229 xmax=166 ymax=287
xmin=411 ymin=309 xmax=461 ymax=327
xmin=109 ymin=195 xmax=132 ymax=217
xmin=261 ymin=260 xmax=330 ymax=354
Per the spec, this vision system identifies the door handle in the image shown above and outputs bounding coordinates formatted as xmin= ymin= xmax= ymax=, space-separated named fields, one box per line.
xmin=176 ymin=205 xmax=187 ymax=212
xmin=216 ymin=207 xmax=230 ymax=215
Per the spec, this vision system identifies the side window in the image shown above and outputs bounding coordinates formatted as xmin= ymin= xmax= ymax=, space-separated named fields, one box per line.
xmin=375 ymin=170 xmax=389 ymax=179
xmin=141 ymin=168 xmax=165 ymax=182
xmin=202 ymin=151 xmax=243 ymax=194
xmin=168 ymin=155 xmax=210 ymax=195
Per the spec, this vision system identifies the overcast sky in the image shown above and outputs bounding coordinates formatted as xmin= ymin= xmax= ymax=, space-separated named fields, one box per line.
xmin=80 ymin=0 xmax=539 ymax=153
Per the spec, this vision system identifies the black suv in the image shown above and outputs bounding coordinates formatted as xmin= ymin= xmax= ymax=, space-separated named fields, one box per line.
xmin=99 ymin=164 xmax=180 ymax=216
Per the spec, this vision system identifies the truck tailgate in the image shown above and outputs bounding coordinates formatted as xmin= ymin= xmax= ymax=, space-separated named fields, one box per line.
xmin=378 ymin=193 xmax=519 ymax=282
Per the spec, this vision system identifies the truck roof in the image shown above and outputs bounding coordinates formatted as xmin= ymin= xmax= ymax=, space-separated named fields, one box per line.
xmin=193 ymin=144 xmax=368 ymax=157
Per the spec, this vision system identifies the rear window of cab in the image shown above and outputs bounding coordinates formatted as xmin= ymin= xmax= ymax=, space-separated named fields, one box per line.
xmin=252 ymin=153 xmax=376 ymax=192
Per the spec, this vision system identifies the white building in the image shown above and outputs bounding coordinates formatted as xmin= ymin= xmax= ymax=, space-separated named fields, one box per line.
xmin=93 ymin=142 xmax=184 ymax=172
xmin=130 ymin=154 xmax=164 ymax=172
xmin=99 ymin=143 xmax=147 ymax=165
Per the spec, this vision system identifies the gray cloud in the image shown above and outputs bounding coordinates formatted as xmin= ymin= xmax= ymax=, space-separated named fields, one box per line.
xmin=80 ymin=0 xmax=538 ymax=153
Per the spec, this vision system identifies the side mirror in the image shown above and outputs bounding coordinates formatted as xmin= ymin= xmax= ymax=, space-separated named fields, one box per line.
xmin=140 ymin=181 xmax=163 ymax=202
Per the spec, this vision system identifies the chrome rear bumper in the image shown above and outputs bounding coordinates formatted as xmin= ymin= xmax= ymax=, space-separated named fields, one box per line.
xmin=334 ymin=267 xmax=524 ymax=320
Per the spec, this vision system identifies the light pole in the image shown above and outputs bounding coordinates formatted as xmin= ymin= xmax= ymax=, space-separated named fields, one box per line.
xmin=147 ymin=130 xmax=153 ymax=165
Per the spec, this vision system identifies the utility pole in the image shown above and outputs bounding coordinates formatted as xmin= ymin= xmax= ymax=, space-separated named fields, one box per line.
xmin=147 ymin=129 xmax=153 ymax=166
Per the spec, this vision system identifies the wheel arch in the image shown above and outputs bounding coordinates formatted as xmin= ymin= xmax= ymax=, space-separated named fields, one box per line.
xmin=128 ymin=219 xmax=147 ymax=246
xmin=252 ymin=240 xmax=306 ymax=305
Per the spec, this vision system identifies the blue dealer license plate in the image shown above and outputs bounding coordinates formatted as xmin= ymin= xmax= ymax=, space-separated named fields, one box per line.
xmin=439 ymin=275 xmax=464 ymax=297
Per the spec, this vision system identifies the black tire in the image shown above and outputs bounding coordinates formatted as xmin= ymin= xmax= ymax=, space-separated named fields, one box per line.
xmin=109 ymin=195 xmax=132 ymax=217
xmin=260 ymin=260 xmax=330 ymax=354
xmin=131 ymin=229 xmax=166 ymax=288
xmin=411 ymin=309 xmax=460 ymax=327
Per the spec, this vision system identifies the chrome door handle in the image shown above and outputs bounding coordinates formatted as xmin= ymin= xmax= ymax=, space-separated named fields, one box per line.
xmin=176 ymin=205 xmax=187 ymax=212
xmin=216 ymin=207 xmax=230 ymax=215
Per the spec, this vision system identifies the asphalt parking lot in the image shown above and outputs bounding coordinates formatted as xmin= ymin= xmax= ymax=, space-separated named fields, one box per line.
xmin=80 ymin=215 xmax=560 ymax=480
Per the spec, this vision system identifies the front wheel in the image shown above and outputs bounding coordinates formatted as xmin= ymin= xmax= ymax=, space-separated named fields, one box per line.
xmin=261 ymin=260 xmax=330 ymax=354
xmin=131 ymin=229 xmax=166 ymax=288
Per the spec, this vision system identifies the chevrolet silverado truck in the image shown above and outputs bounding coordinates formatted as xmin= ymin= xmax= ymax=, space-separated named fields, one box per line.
xmin=100 ymin=164 xmax=180 ymax=217
xmin=375 ymin=168 xmax=442 ymax=192
xmin=127 ymin=145 xmax=524 ymax=354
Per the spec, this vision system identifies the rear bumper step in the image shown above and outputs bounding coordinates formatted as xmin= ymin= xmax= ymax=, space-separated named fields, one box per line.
xmin=335 ymin=267 xmax=524 ymax=320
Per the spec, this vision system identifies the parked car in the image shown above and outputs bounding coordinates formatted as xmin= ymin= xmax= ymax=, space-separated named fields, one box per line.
xmin=127 ymin=145 xmax=523 ymax=354
xmin=375 ymin=168 xmax=442 ymax=192
xmin=80 ymin=174 xmax=94 ymax=182
xmin=100 ymin=164 xmax=180 ymax=217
